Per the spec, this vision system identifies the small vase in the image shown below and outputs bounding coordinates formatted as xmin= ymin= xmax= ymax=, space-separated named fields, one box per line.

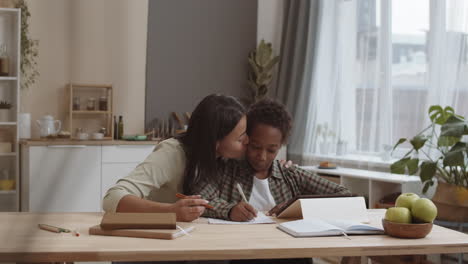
xmin=319 ymin=142 xmax=330 ymax=155
xmin=0 ymin=109 xmax=9 ymax=122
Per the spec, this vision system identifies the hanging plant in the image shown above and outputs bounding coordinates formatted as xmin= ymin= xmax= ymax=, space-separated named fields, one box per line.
xmin=15 ymin=0 xmax=39 ymax=89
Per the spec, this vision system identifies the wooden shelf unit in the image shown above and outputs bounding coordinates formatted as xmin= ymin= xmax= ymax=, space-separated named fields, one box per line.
xmin=0 ymin=8 xmax=20 ymax=212
xmin=68 ymin=83 xmax=113 ymax=140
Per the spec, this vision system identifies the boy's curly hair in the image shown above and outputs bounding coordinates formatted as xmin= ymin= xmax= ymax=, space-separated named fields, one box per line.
xmin=247 ymin=99 xmax=293 ymax=144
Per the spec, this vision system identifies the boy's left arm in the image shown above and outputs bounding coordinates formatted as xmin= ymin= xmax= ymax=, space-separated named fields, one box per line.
xmin=289 ymin=166 xmax=351 ymax=195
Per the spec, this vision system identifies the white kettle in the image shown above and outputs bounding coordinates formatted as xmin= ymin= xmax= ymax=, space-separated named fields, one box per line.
xmin=36 ymin=115 xmax=61 ymax=138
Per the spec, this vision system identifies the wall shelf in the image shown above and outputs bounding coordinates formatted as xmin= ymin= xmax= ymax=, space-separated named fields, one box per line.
xmin=0 ymin=190 xmax=15 ymax=195
xmin=0 ymin=122 xmax=16 ymax=126
xmin=0 ymin=153 xmax=16 ymax=157
xmin=0 ymin=8 xmax=20 ymax=212
xmin=68 ymin=83 xmax=113 ymax=139
xmin=72 ymin=111 xmax=111 ymax=115
xmin=0 ymin=77 xmax=18 ymax=81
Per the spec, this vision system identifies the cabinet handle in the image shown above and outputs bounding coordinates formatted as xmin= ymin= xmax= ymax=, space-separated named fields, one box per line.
xmin=47 ymin=145 xmax=86 ymax=148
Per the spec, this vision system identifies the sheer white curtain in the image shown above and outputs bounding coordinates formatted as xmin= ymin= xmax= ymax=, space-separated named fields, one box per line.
xmin=290 ymin=0 xmax=468 ymax=165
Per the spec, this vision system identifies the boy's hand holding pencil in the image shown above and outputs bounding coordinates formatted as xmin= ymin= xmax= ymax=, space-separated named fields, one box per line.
xmin=229 ymin=183 xmax=258 ymax=222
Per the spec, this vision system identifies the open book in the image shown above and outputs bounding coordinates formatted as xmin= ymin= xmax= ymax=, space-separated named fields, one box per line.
xmin=278 ymin=218 xmax=384 ymax=237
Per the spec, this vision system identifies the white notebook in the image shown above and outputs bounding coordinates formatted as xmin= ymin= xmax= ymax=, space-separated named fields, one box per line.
xmin=278 ymin=218 xmax=384 ymax=237
xmin=208 ymin=212 xmax=275 ymax=225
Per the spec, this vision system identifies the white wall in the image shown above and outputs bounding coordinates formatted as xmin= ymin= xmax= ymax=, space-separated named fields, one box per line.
xmin=21 ymin=0 xmax=72 ymax=138
xmin=22 ymin=0 xmax=148 ymax=137
xmin=257 ymin=0 xmax=284 ymax=53
xmin=23 ymin=0 xmax=281 ymax=137
xmin=70 ymin=0 xmax=148 ymax=135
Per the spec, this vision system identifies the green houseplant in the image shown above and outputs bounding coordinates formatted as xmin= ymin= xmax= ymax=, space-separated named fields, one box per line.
xmin=15 ymin=0 xmax=39 ymax=90
xmin=246 ymin=40 xmax=280 ymax=104
xmin=390 ymin=105 xmax=468 ymax=221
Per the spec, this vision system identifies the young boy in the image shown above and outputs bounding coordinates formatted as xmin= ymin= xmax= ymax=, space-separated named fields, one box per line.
xmin=195 ymin=99 xmax=350 ymax=221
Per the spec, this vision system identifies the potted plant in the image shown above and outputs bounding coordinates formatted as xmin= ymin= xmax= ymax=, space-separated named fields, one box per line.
xmin=15 ymin=0 xmax=39 ymax=90
xmin=0 ymin=100 xmax=12 ymax=121
xmin=246 ymin=40 xmax=280 ymax=104
xmin=390 ymin=105 xmax=468 ymax=222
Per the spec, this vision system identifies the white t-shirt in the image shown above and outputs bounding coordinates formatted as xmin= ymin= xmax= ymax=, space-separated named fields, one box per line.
xmin=249 ymin=176 xmax=276 ymax=211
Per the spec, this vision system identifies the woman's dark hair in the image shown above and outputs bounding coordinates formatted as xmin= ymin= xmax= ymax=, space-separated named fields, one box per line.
xmin=247 ymin=99 xmax=292 ymax=144
xmin=179 ymin=94 xmax=245 ymax=194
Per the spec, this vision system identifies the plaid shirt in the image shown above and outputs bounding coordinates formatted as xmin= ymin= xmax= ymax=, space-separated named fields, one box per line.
xmin=194 ymin=159 xmax=351 ymax=220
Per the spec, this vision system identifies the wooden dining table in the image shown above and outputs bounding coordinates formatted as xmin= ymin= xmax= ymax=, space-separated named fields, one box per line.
xmin=0 ymin=210 xmax=467 ymax=263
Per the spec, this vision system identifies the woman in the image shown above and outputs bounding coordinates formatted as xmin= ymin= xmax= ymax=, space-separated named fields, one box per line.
xmin=102 ymin=94 xmax=249 ymax=222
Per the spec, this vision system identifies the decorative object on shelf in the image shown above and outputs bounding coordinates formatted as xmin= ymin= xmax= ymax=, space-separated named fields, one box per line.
xmin=0 ymin=100 xmax=12 ymax=121
xmin=0 ymin=168 xmax=14 ymax=191
xmin=390 ymin=105 xmax=468 ymax=222
xmin=99 ymin=96 xmax=107 ymax=111
xmin=68 ymin=83 xmax=113 ymax=140
xmin=18 ymin=113 xmax=31 ymax=139
xmin=35 ymin=114 xmax=61 ymax=138
xmin=316 ymin=123 xmax=335 ymax=155
xmin=113 ymin=115 xmax=118 ymax=139
xmin=72 ymin=96 xmax=80 ymax=111
xmin=336 ymin=139 xmax=348 ymax=156
xmin=91 ymin=132 xmax=104 ymax=140
xmin=0 ymin=43 xmax=10 ymax=76
xmin=86 ymin=97 xmax=96 ymax=111
xmin=57 ymin=130 xmax=70 ymax=139
xmin=246 ymin=39 xmax=280 ymax=104
xmin=118 ymin=115 xmax=124 ymax=140
xmin=15 ymin=0 xmax=39 ymax=89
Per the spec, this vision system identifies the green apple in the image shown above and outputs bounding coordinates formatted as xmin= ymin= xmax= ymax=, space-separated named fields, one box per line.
xmin=385 ymin=207 xmax=412 ymax=224
xmin=411 ymin=198 xmax=438 ymax=223
xmin=395 ymin=193 xmax=420 ymax=210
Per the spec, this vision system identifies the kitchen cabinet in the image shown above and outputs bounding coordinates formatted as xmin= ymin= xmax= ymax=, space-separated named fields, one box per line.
xmin=21 ymin=145 xmax=102 ymax=212
xmin=21 ymin=143 xmax=155 ymax=212
xmin=101 ymin=145 xmax=155 ymax=199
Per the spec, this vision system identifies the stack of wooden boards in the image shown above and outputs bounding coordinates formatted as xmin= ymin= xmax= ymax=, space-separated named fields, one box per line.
xmin=89 ymin=213 xmax=195 ymax=240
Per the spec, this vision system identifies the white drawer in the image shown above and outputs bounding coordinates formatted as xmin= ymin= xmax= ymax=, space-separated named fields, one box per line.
xmin=102 ymin=145 xmax=155 ymax=163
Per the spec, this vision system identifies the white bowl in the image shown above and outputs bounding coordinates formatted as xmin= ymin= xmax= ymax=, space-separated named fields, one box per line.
xmin=77 ymin=132 xmax=89 ymax=140
xmin=92 ymin=133 xmax=104 ymax=140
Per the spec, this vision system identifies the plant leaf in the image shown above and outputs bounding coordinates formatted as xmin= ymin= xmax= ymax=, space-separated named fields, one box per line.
xmin=428 ymin=105 xmax=445 ymax=124
xmin=441 ymin=115 xmax=467 ymax=137
xmin=390 ymin=158 xmax=410 ymax=174
xmin=410 ymin=135 xmax=427 ymax=151
xmin=263 ymin=56 xmax=280 ymax=73
xmin=422 ymin=180 xmax=434 ymax=194
xmin=438 ymin=135 xmax=461 ymax=147
xmin=443 ymin=150 xmax=465 ymax=167
xmin=392 ymin=138 xmax=407 ymax=153
xmin=407 ymin=158 xmax=420 ymax=175
xmin=420 ymin=161 xmax=437 ymax=182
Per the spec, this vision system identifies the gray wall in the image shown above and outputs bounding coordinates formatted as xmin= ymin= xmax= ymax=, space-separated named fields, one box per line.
xmin=145 ymin=0 xmax=258 ymax=129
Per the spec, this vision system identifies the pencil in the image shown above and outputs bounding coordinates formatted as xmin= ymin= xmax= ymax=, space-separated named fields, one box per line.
xmin=175 ymin=193 xmax=215 ymax=209
xmin=236 ymin=183 xmax=248 ymax=203
xmin=38 ymin=224 xmax=71 ymax=233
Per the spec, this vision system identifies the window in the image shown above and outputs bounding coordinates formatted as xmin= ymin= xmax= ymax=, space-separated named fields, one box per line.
xmin=305 ymin=0 xmax=468 ymax=159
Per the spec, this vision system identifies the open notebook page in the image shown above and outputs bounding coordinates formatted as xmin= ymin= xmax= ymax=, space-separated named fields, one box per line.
xmin=278 ymin=219 xmax=344 ymax=237
xmin=325 ymin=219 xmax=384 ymax=234
xmin=208 ymin=212 xmax=275 ymax=224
